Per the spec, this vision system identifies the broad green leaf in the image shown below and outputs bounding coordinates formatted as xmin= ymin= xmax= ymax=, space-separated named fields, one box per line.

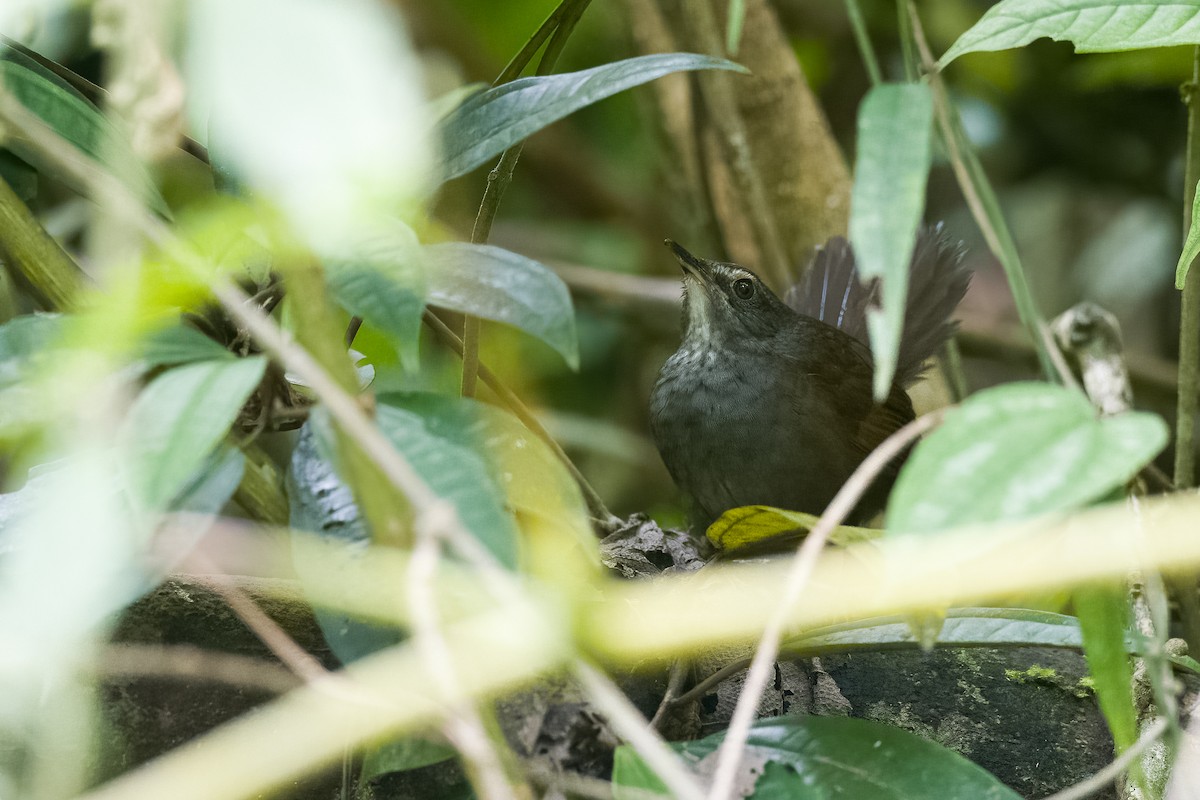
xmin=360 ymin=737 xmax=458 ymax=785
xmin=123 ymin=357 xmax=266 ymax=509
xmin=849 ymin=83 xmax=933 ymax=399
xmin=138 ymin=323 xmax=233 ymax=368
xmin=379 ymin=392 xmax=587 ymax=532
xmin=787 ymin=607 xmax=1102 ymax=654
xmin=1074 ymin=585 xmax=1138 ymax=753
xmin=439 ymin=53 xmax=748 ymax=180
xmin=707 ymin=505 xmax=881 ymax=554
xmin=288 ymin=396 xmax=534 ymax=665
xmin=303 ymin=400 xmax=520 ymax=568
xmin=887 ymin=383 xmax=1168 ymax=533
xmin=0 ymin=312 xmax=62 ymax=387
xmin=172 ymin=444 xmax=244 ymax=515
xmin=423 ymin=242 xmax=579 ymax=369
xmin=0 ymin=46 xmax=170 ymax=216
xmin=327 ymin=222 xmax=426 ymax=368
xmin=940 ymin=0 xmax=1200 ymax=67
xmin=612 ymin=715 xmax=1021 ymax=800
xmin=1178 ymin=177 xmax=1200 ymax=288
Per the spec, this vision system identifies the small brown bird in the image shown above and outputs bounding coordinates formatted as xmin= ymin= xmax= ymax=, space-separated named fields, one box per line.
xmin=650 ymin=226 xmax=969 ymax=529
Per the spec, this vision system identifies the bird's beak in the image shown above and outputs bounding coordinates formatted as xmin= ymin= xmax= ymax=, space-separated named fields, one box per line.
xmin=663 ymin=239 xmax=710 ymax=280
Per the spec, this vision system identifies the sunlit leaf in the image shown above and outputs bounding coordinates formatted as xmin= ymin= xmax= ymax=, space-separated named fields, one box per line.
xmin=137 ymin=323 xmax=233 ymax=368
xmin=187 ymin=0 xmax=433 ymax=248
xmin=380 ymin=392 xmax=584 ymax=524
xmin=707 ymin=505 xmax=881 ymax=554
xmin=0 ymin=45 xmax=170 ymax=216
xmin=887 ymin=383 xmax=1167 ymax=534
xmin=1178 ymin=177 xmax=1200 ymax=288
xmin=423 ymin=242 xmax=579 ymax=369
xmin=439 ymin=53 xmax=748 ymax=180
xmin=849 ymin=82 xmax=933 ymax=400
xmin=612 ymin=715 xmax=1020 ymax=799
xmin=940 ymin=0 xmax=1200 ymax=67
xmin=123 ymin=357 xmax=266 ymax=509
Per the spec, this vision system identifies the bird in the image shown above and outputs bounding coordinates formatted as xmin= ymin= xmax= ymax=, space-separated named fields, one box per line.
xmin=649 ymin=226 xmax=970 ymax=531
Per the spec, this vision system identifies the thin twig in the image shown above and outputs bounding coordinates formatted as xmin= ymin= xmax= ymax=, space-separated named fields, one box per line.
xmin=843 ymin=0 xmax=882 ymax=86
xmin=408 ymin=523 xmax=522 ymax=800
xmin=649 ymin=660 xmax=692 ymax=731
xmin=191 ymin=565 xmax=331 ymax=684
xmin=462 ymin=0 xmax=593 ymax=396
xmin=705 ymin=410 xmax=946 ymax=800
xmin=1037 ymin=717 xmax=1169 ymax=800
xmin=575 ymin=661 xmax=705 ymax=800
xmin=98 ymin=643 xmax=301 ymax=694
xmin=908 ymin=2 xmax=1056 ymax=382
xmin=423 ymin=310 xmax=618 ymax=527
xmin=1176 ymin=47 xmax=1200 ymax=490
xmin=669 ymin=657 xmax=751 ymax=711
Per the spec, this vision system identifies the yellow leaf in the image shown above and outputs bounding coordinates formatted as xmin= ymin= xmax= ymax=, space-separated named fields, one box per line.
xmin=706 ymin=505 xmax=882 ymax=555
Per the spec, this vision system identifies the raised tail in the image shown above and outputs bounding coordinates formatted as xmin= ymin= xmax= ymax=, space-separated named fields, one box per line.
xmin=784 ymin=224 xmax=970 ymax=386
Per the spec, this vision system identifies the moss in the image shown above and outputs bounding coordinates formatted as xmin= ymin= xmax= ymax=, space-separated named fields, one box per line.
xmin=1004 ymin=666 xmax=1094 ymax=699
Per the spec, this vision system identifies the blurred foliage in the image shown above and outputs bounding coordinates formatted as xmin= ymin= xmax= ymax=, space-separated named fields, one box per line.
xmin=2 ymin=0 xmax=1200 ymax=798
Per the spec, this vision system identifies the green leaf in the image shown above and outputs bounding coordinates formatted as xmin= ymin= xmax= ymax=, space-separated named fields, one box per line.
xmin=787 ymin=607 xmax=1100 ymax=655
xmin=439 ymin=53 xmax=748 ymax=180
xmin=1178 ymin=178 xmax=1200 ymax=288
xmin=301 ymin=398 xmax=521 ymax=568
xmin=0 ymin=46 xmax=170 ymax=217
xmin=327 ymin=222 xmax=426 ymax=368
xmin=612 ymin=715 xmax=1021 ymax=800
xmin=123 ymin=357 xmax=266 ymax=509
xmin=423 ymin=242 xmax=579 ymax=369
xmin=0 ymin=312 xmax=62 ymax=387
xmin=707 ymin=505 xmax=881 ymax=554
xmin=887 ymin=383 xmax=1168 ymax=533
xmin=138 ymin=323 xmax=234 ymax=368
xmin=360 ymin=737 xmax=458 ymax=785
xmin=172 ymin=445 xmax=245 ymax=515
xmin=940 ymin=0 xmax=1200 ymax=67
xmin=849 ymin=83 xmax=934 ymax=399
xmin=1074 ymin=585 xmax=1138 ymax=753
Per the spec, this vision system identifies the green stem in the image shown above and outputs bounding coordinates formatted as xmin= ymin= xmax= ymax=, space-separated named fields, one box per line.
xmin=844 ymin=0 xmax=882 ymax=86
xmin=895 ymin=0 xmax=919 ymax=83
xmin=0 ymin=174 xmax=84 ymax=311
xmin=461 ymin=0 xmax=593 ymax=397
xmin=940 ymin=338 xmax=969 ymax=402
xmin=1176 ymin=47 xmax=1200 ymax=490
xmin=908 ymin=3 xmax=1057 ymax=382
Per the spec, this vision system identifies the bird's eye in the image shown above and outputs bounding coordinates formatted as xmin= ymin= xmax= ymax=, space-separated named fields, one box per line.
xmin=732 ymin=278 xmax=755 ymax=300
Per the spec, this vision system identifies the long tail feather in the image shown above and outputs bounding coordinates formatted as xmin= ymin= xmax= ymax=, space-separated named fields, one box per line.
xmin=785 ymin=224 xmax=970 ymax=386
